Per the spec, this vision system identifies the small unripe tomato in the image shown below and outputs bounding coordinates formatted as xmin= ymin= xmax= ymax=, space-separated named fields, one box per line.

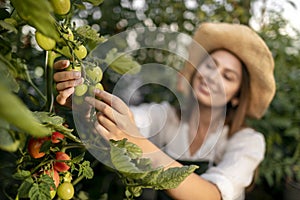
xmin=88 ymin=83 xmax=104 ymax=96
xmin=57 ymin=182 xmax=74 ymax=200
xmin=86 ymin=66 xmax=103 ymax=83
xmin=50 ymin=0 xmax=71 ymax=15
xmin=35 ymin=31 xmax=56 ymax=51
xmin=74 ymin=45 xmax=87 ymax=60
xmin=75 ymin=84 xmax=88 ymax=97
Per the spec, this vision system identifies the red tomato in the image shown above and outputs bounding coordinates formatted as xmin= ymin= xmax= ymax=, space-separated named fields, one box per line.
xmin=54 ymin=152 xmax=71 ymax=172
xmin=44 ymin=169 xmax=60 ymax=189
xmin=28 ymin=137 xmax=50 ymax=158
xmin=51 ymin=132 xmax=65 ymax=143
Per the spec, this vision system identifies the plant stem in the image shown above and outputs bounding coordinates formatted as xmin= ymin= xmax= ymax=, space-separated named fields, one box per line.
xmin=45 ymin=51 xmax=59 ymax=113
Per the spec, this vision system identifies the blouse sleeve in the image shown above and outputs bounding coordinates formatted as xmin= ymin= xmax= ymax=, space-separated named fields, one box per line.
xmin=201 ymin=128 xmax=266 ymax=200
xmin=130 ymin=102 xmax=172 ymax=148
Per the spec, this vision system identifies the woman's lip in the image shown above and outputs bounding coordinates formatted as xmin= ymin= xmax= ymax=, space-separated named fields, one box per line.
xmin=198 ymin=82 xmax=210 ymax=96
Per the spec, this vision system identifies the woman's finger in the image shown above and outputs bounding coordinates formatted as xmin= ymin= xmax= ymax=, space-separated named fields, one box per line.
xmin=53 ymin=71 xmax=82 ymax=82
xmin=94 ymin=90 xmax=130 ymax=115
xmin=56 ymin=78 xmax=84 ymax=91
xmin=94 ymin=120 xmax=110 ymax=141
xmin=56 ymin=87 xmax=74 ymax=105
xmin=53 ymin=60 xmax=70 ymax=70
xmin=85 ymin=96 xmax=120 ymax=123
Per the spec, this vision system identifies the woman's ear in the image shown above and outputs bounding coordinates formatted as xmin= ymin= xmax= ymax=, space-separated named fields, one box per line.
xmin=231 ymin=98 xmax=239 ymax=107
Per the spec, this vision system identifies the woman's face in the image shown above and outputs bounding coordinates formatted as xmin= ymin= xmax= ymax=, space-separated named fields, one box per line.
xmin=192 ymin=49 xmax=243 ymax=108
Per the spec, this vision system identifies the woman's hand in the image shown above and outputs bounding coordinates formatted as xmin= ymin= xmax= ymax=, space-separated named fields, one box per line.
xmin=85 ymin=89 xmax=141 ymax=142
xmin=53 ymin=60 xmax=83 ymax=107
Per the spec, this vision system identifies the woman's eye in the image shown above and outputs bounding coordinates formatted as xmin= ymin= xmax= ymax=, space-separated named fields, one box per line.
xmin=224 ymin=73 xmax=234 ymax=81
xmin=206 ymin=63 xmax=215 ymax=69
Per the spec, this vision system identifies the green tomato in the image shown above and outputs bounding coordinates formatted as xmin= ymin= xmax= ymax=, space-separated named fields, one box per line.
xmin=74 ymin=45 xmax=87 ymax=60
xmin=35 ymin=31 xmax=56 ymax=51
xmin=86 ymin=66 xmax=103 ymax=83
xmin=66 ymin=65 xmax=81 ymax=72
xmin=88 ymin=83 xmax=104 ymax=96
xmin=57 ymin=182 xmax=74 ymax=200
xmin=50 ymin=0 xmax=71 ymax=15
xmin=75 ymin=84 xmax=88 ymax=97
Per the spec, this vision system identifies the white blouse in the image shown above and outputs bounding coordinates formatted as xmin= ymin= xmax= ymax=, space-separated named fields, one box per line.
xmin=130 ymin=101 xmax=266 ymax=200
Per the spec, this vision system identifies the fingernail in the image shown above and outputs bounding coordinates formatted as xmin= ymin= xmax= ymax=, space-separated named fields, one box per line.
xmin=74 ymin=71 xmax=81 ymax=77
xmin=63 ymin=60 xmax=70 ymax=66
xmin=94 ymin=89 xmax=101 ymax=94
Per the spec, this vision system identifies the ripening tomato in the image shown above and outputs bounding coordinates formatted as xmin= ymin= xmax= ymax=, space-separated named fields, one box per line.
xmin=54 ymin=152 xmax=71 ymax=172
xmin=57 ymin=182 xmax=74 ymax=200
xmin=44 ymin=169 xmax=60 ymax=189
xmin=50 ymin=0 xmax=71 ymax=15
xmin=51 ymin=132 xmax=65 ymax=143
xmin=35 ymin=31 xmax=56 ymax=51
xmin=28 ymin=137 xmax=50 ymax=158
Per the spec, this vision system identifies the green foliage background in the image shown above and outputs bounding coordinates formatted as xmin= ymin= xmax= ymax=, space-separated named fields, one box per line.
xmin=0 ymin=0 xmax=300 ymax=199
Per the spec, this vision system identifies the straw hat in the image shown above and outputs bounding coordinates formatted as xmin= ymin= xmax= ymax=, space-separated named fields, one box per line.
xmin=179 ymin=22 xmax=275 ymax=119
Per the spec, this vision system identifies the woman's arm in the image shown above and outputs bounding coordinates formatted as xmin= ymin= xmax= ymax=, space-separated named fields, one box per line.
xmin=85 ymin=89 xmax=222 ymax=200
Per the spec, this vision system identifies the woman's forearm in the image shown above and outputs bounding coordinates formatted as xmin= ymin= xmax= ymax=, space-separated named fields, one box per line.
xmin=129 ymin=137 xmax=221 ymax=200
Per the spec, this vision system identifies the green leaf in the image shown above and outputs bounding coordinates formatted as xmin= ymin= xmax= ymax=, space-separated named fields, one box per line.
xmin=0 ymin=127 xmax=20 ymax=152
xmin=105 ymin=48 xmax=141 ymax=75
xmin=110 ymin=143 xmax=140 ymax=173
xmin=0 ymin=54 xmax=20 ymax=92
xmin=13 ymin=170 xmax=31 ymax=180
xmin=111 ymin=139 xmax=143 ymax=159
xmin=40 ymin=174 xmax=56 ymax=190
xmin=28 ymin=182 xmax=51 ymax=200
xmin=33 ymin=112 xmax=73 ymax=134
xmin=153 ymin=165 xmax=199 ymax=190
xmin=83 ymin=0 xmax=104 ymax=6
xmin=72 ymin=152 xmax=85 ymax=164
xmin=0 ymin=84 xmax=50 ymax=138
xmin=0 ymin=20 xmax=17 ymax=33
xmin=76 ymin=25 xmax=106 ymax=49
xmin=18 ymin=177 xmax=34 ymax=198
xmin=10 ymin=0 xmax=59 ymax=41
xmin=78 ymin=161 xmax=94 ymax=179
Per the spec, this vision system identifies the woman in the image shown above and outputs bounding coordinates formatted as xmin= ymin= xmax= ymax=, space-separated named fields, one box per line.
xmin=54 ymin=22 xmax=276 ymax=200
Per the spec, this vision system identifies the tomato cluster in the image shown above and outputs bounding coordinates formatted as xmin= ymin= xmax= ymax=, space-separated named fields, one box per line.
xmin=27 ymin=132 xmax=74 ymax=199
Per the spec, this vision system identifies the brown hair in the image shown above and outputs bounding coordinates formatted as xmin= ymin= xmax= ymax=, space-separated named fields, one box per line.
xmin=225 ymin=64 xmax=250 ymax=137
